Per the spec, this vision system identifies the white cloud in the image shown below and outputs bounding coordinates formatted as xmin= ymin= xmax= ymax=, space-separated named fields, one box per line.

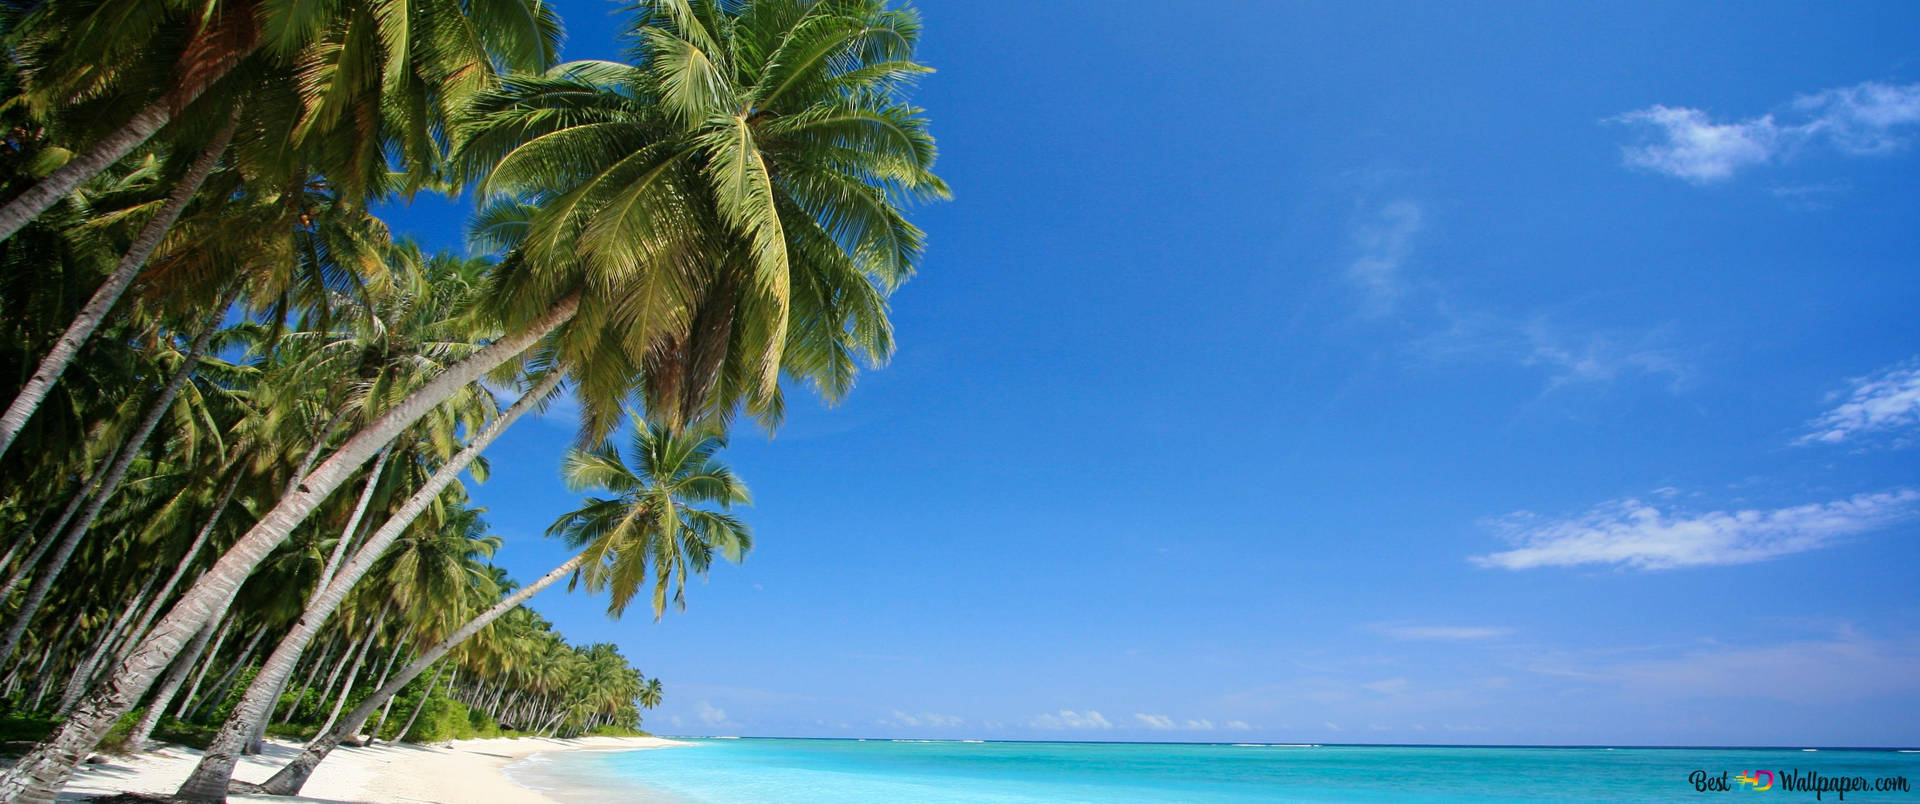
xmin=1133 ymin=713 xmax=1176 ymax=730
xmin=1793 ymin=83 xmax=1920 ymax=154
xmin=696 ymin=701 xmax=730 ymax=727
xmin=1473 ymin=490 xmax=1920 ymax=570
xmin=1347 ymin=200 xmax=1423 ymax=311
xmin=1225 ymin=720 xmax=1253 ymax=731
xmin=1133 ymin=714 xmax=1214 ymax=731
xmin=1028 ymin=710 xmax=1113 ymax=730
xmin=882 ymin=709 xmax=964 ymax=728
xmin=1378 ymin=625 xmax=1514 ymax=642
xmin=1614 ymin=81 xmax=1920 ymax=183
xmin=1415 ymin=309 xmax=1693 ymax=395
xmin=1800 ymin=360 xmax=1920 ymax=446
xmin=1521 ymin=323 xmax=1691 ymax=391
xmin=1614 ymin=105 xmax=1780 ymax=182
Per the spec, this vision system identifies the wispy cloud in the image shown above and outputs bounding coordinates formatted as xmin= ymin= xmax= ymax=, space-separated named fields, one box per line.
xmin=696 ymin=701 xmax=731 ymax=727
xmin=1362 ymin=678 xmax=1410 ymax=695
xmin=1376 ymin=625 xmax=1515 ymax=642
xmin=1530 ymin=633 xmax=1920 ymax=704
xmin=1521 ymin=322 xmax=1691 ymax=391
xmin=1800 ymin=359 xmax=1920 ymax=447
xmin=1613 ymin=81 xmax=1920 ymax=183
xmin=1473 ymin=489 xmax=1920 ymax=570
xmin=879 ymin=709 xmax=963 ymax=728
xmin=1347 ymin=200 xmax=1423 ymax=312
xmin=1225 ymin=720 xmax=1253 ymax=731
xmin=1416 ymin=310 xmax=1694 ymax=393
xmin=1028 ymin=710 xmax=1113 ymax=729
xmin=1133 ymin=714 xmax=1215 ymax=730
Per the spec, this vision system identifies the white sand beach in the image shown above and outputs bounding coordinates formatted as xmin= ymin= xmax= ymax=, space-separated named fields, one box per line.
xmin=53 ymin=736 xmax=685 ymax=803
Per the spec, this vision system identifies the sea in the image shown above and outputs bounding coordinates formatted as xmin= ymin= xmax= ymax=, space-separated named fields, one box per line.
xmin=503 ymin=738 xmax=1920 ymax=802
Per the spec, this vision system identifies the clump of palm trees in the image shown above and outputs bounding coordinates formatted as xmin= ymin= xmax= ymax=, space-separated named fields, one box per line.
xmin=0 ymin=0 xmax=945 ymax=802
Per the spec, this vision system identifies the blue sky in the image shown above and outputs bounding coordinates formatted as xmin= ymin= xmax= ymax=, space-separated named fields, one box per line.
xmin=379 ymin=1 xmax=1920 ymax=746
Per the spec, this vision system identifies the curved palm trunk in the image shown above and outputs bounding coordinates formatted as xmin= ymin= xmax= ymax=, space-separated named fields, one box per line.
xmin=116 ymin=457 xmax=247 ymax=666
xmin=309 ymin=610 xmax=382 ymax=740
xmin=186 ymin=625 xmax=268 ymax=723
xmin=0 ymin=309 xmax=223 ymax=669
xmin=0 ymin=112 xmax=239 ymax=462
xmin=0 ymin=293 xmax=579 ymax=804
xmin=126 ymin=614 xmax=221 ymax=752
xmin=0 ymin=471 xmax=101 ymax=604
xmin=175 ymin=617 xmax=234 ymax=719
xmin=258 ymin=550 xmax=588 ymax=796
xmin=281 ymin=632 xmax=339 ymax=722
xmin=56 ymin=572 xmax=162 ymax=715
xmin=311 ymin=446 xmax=392 ymax=595
xmin=178 ymin=373 xmax=563 ymax=799
xmin=0 ymin=0 xmax=260 ymax=243
xmin=361 ymin=627 xmax=412 ymax=743
xmin=391 ymin=661 xmax=446 ymax=743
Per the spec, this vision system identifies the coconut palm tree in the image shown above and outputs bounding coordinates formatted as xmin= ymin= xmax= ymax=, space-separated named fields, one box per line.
xmin=256 ymin=419 xmax=751 ymax=794
xmin=0 ymin=0 xmax=563 ymax=462
xmin=0 ymin=2 xmax=943 ymax=798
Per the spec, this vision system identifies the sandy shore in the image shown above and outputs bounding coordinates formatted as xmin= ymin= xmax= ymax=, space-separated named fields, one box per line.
xmin=54 ymin=736 xmax=686 ymax=803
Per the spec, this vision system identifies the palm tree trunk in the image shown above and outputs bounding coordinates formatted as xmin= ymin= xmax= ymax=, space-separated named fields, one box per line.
xmin=18 ymin=617 xmax=79 ymax=709
xmin=56 ymin=572 xmax=162 ymax=715
xmin=0 ymin=305 xmax=225 ymax=669
xmin=176 ymin=617 xmax=234 ymax=719
xmin=126 ymin=614 xmax=222 ymax=752
xmin=310 ymin=611 xmax=381 ymax=737
xmin=310 ymin=446 xmax=392 ymax=597
xmin=185 ymin=625 xmax=268 ymax=723
xmin=308 ymin=626 xmax=359 ymax=720
xmin=282 ymin=632 xmax=339 ymax=722
xmin=0 ymin=293 xmax=580 ymax=804
xmin=0 ymin=0 xmax=259 ymax=244
xmin=172 ymin=372 xmax=564 ymax=796
xmin=258 ymin=550 xmax=589 ymax=796
xmin=0 ymin=111 xmax=240 ymax=462
xmin=392 ymin=661 xmax=445 ymax=743
xmin=363 ymin=630 xmax=410 ymax=744
xmin=116 ymin=455 xmax=247 ymax=665
xmin=0 ymin=442 xmax=122 ymax=603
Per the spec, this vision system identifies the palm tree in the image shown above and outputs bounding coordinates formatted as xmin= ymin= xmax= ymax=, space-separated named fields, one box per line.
xmin=257 ymin=420 xmax=751 ymax=794
xmin=0 ymin=0 xmax=563 ymax=461
xmin=0 ymin=2 xmax=944 ymax=798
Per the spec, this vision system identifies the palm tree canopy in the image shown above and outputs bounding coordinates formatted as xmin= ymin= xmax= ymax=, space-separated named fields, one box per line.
xmin=454 ymin=0 xmax=947 ymax=438
xmin=548 ymin=419 xmax=751 ymax=619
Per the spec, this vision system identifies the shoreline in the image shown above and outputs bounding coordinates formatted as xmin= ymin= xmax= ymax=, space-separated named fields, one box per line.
xmin=52 ymin=735 xmax=687 ymax=803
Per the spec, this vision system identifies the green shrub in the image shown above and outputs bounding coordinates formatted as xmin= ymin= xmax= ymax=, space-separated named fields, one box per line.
xmin=202 ymin=666 xmax=258 ymax=725
xmin=96 ymin=710 xmax=142 ymax=754
xmin=403 ymin=694 xmax=477 ymax=743
xmin=584 ymin=724 xmax=650 ymax=738
xmin=467 ymin=706 xmax=502 ymax=738
xmin=0 ymin=714 xmax=58 ymax=749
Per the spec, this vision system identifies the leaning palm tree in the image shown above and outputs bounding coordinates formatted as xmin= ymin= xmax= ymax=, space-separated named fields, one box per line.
xmin=0 ymin=0 xmax=560 ymax=462
xmin=0 ymin=3 xmax=942 ymax=799
xmin=255 ymin=420 xmax=751 ymax=794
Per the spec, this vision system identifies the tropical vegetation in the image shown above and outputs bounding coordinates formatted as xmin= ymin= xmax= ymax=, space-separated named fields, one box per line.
xmin=0 ymin=0 xmax=944 ymax=801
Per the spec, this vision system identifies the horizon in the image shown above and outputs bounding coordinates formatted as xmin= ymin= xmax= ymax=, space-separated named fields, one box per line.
xmin=375 ymin=0 xmax=1920 ymax=748
xmin=647 ymin=735 xmax=1919 ymax=752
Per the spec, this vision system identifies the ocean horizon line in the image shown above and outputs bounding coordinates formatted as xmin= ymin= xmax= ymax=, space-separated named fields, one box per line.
xmin=650 ymin=735 xmax=1920 ymax=752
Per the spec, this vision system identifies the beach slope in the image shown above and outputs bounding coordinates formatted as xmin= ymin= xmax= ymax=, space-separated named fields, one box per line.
xmin=52 ymin=736 xmax=684 ymax=803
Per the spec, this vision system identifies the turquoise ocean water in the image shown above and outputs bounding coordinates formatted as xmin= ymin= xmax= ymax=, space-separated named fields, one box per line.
xmin=504 ymin=738 xmax=1920 ymax=802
